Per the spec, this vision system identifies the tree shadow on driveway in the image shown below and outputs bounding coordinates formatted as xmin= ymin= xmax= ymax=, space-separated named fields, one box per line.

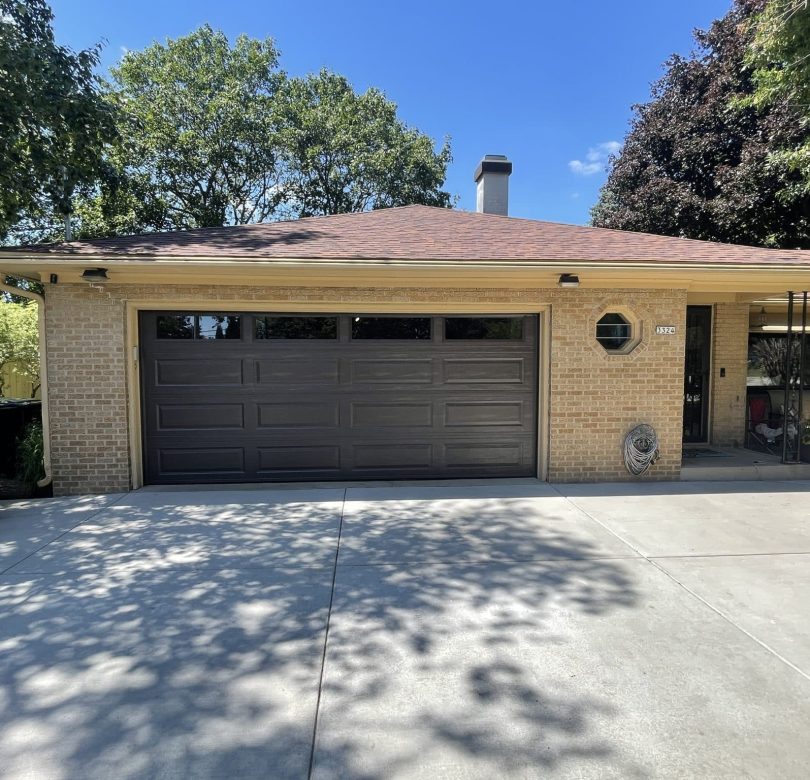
xmin=0 ymin=486 xmax=643 ymax=779
xmin=313 ymin=487 xmax=644 ymax=779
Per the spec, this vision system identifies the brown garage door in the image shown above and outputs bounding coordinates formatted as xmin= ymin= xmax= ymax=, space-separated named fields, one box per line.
xmin=139 ymin=312 xmax=539 ymax=483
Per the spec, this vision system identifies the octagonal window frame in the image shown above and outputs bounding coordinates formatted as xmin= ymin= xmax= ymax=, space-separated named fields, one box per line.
xmin=593 ymin=307 xmax=642 ymax=355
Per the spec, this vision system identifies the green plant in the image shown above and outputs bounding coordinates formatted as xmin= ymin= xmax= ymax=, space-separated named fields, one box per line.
xmin=15 ymin=420 xmax=45 ymax=489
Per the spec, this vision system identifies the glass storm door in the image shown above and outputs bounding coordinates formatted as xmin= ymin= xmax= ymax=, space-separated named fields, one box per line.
xmin=683 ymin=306 xmax=712 ymax=443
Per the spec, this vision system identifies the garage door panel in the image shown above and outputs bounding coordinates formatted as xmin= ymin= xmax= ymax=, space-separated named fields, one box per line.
xmin=351 ymin=443 xmax=433 ymax=469
xmin=257 ymin=445 xmax=341 ymax=473
xmin=349 ymin=359 xmax=433 ymax=384
xmin=157 ymin=403 xmax=245 ymax=431
xmin=444 ymin=442 xmax=525 ymax=468
xmin=349 ymin=402 xmax=433 ymax=428
xmin=256 ymin=359 xmax=340 ymax=385
xmin=140 ymin=312 xmax=539 ymax=483
xmin=442 ymin=358 xmax=526 ymax=384
xmin=257 ymin=402 xmax=340 ymax=429
xmin=155 ymin=358 xmax=244 ymax=386
xmin=444 ymin=401 xmax=526 ymax=427
xmin=157 ymin=447 xmax=246 ymax=476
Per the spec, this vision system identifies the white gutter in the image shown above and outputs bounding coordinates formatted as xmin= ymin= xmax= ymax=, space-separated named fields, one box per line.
xmin=0 ymin=281 xmax=52 ymax=488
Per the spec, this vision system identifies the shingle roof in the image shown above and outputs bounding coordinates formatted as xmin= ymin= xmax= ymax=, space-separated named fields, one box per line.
xmin=3 ymin=205 xmax=809 ymax=265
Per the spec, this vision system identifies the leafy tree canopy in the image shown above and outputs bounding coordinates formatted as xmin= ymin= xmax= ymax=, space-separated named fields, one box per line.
xmin=72 ymin=27 xmax=452 ymax=237
xmin=0 ymin=0 xmax=118 ymax=242
xmin=98 ymin=25 xmax=285 ymax=232
xmin=591 ymin=0 xmax=810 ymax=249
xmin=276 ymin=70 xmax=452 ymax=217
xmin=745 ymin=1 xmax=810 ymax=196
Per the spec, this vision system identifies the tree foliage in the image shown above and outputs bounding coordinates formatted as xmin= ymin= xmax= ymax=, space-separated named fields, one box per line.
xmin=94 ymin=25 xmax=285 ymax=233
xmin=591 ymin=0 xmax=810 ymax=248
xmin=0 ymin=302 xmax=39 ymax=398
xmin=0 ymin=0 xmax=118 ymax=242
xmin=275 ymin=70 xmax=452 ymax=217
xmin=72 ymin=27 xmax=452 ymax=237
xmin=745 ymin=1 xmax=810 ymax=196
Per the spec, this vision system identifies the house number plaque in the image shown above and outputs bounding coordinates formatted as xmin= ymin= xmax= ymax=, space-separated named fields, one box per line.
xmin=655 ymin=325 xmax=676 ymax=335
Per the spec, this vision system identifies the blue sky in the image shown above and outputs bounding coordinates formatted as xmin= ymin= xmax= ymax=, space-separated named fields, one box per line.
xmin=51 ymin=0 xmax=732 ymax=225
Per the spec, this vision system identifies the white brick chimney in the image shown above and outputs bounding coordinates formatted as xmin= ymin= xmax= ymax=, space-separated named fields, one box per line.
xmin=474 ymin=154 xmax=512 ymax=216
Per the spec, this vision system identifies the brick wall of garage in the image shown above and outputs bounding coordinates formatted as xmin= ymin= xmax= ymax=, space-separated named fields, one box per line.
xmin=710 ymin=303 xmax=749 ymax=447
xmin=43 ymin=282 xmax=687 ymax=494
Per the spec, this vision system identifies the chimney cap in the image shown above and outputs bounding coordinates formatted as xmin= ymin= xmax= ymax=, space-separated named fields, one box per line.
xmin=474 ymin=154 xmax=513 ymax=182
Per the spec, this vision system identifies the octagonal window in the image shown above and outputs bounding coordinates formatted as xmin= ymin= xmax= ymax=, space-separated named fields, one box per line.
xmin=596 ymin=312 xmax=632 ymax=352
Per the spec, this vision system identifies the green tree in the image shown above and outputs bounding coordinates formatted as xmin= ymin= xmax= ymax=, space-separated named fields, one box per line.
xmin=75 ymin=28 xmax=453 ymax=236
xmin=78 ymin=25 xmax=285 ymax=234
xmin=275 ymin=69 xmax=452 ymax=217
xmin=0 ymin=302 xmax=40 ymax=398
xmin=745 ymin=1 xmax=810 ymax=196
xmin=0 ymin=0 xmax=118 ymax=242
xmin=591 ymin=0 xmax=810 ymax=249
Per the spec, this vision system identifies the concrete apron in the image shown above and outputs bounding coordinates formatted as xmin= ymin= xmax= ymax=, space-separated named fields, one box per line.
xmin=0 ymin=480 xmax=809 ymax=779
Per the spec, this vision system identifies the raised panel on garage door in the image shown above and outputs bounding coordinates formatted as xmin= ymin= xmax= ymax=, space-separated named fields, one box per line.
xmin=139 ymin=311 xmax=539 ymax=483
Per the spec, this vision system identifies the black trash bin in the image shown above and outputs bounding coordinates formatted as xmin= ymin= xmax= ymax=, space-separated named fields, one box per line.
xmin=0 ymin=398 xmax=42 ymax=477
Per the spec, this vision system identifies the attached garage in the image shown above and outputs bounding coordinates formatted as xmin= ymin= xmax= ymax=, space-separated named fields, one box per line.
xmin=9 ymin=193 xmax=788 ymax=495
xmin=139 ymin=311 xmax=539 ymax=483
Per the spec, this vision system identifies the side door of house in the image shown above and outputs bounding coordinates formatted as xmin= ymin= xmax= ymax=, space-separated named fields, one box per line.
xmin=683 ymin=306 xmax=712 ymax=443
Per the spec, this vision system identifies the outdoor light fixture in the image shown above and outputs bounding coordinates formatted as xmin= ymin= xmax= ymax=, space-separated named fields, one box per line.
xmin=758 ymin=307 xmax=768 ymax=327
xmin=558 ymin=273 xmax=580 ymax=288
xmin=81 ymin=268 xmax=108 ymax=281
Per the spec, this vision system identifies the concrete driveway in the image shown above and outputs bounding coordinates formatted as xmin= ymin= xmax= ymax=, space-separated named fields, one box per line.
xmin=1 ymin=480 xmax=809 ymax=779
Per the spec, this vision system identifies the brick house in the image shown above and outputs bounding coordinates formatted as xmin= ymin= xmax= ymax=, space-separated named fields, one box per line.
xmin=1 ymin=156 xmax=809 ymax=495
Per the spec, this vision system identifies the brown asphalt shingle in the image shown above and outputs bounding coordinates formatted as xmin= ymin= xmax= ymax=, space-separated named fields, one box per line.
xmin=2 ymin=205 xmax=809 ymax=265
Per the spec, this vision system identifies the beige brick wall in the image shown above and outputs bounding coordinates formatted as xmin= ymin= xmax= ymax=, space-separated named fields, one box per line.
xmin=710 ymin=303 xmax=749 ymax=447
xmin=547 ymin=290 xmax=686 ymax=482
xmin=45 ymin=284 xmax=130 ymax=495
xmin=44 ymin=283 xmax=688 ymax=494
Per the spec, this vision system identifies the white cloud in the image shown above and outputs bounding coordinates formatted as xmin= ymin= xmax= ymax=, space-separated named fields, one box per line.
xmin=568 ymin=141 xmax=621 ymax=176
xmin=120 ymin=46 xmax=130 ymax=56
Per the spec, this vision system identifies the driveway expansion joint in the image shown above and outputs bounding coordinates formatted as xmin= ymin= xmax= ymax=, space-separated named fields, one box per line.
xmin=552 ymin=485 xmax=810 ymax=685
xmin=307 ymin=487 xmax=347 ymax=780
xmin=647 ymin=557 xmax=810 ymax=684
xmin=0 ymin=493 xmax=128 ymax=577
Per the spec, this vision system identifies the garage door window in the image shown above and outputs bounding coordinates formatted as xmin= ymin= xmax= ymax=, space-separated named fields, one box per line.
xmin=445 ymin=317 xmax=524 ymax=340
xmin=156 ymin=315 xmax=195 ymax=339
xmin=156 ymin=314 xmax=241 ymax=340
xmin=351 ymin=317 xmax=431 ymax=340
xmin=197 ymin=316 xmax=241 ymax=340
xmin=256 ymin=316 xmax=338 ymax=339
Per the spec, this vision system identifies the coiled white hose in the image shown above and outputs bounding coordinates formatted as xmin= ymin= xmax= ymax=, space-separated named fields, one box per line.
xmin=624 ymin=424 xmax=660 ymax=476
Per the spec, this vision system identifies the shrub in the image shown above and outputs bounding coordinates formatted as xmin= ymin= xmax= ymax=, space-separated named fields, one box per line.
xmin=16 ymin=420 xmax=45 ymax=489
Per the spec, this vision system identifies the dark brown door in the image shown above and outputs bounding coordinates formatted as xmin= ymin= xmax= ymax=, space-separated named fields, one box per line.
xmin=683 ymin=306 xmax=712 ymax=443
xmin=139 ymin=312 xmax=539 ymax=483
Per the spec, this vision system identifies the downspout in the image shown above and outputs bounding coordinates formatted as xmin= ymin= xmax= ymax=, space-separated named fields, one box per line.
xmin=0 ymin=279 xmax=52 ymax=488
